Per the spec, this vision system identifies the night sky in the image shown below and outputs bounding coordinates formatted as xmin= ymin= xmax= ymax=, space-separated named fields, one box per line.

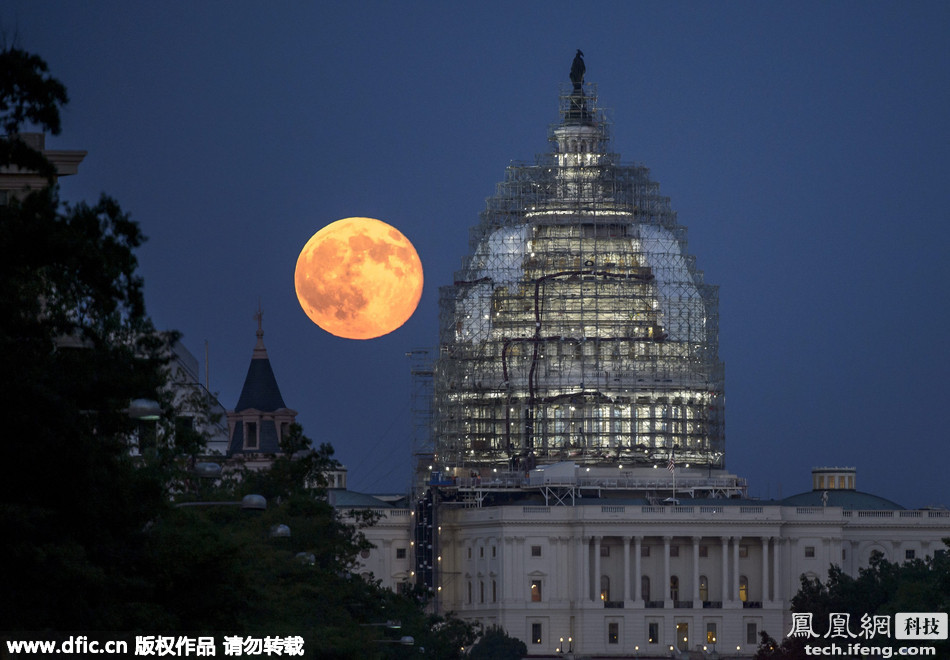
xmin=4 ymin=2 xmax=948 ymax=507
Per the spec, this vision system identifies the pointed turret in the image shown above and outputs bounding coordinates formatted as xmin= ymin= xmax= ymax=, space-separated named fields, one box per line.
xmin=226 ymin=309 xmax=297 ymax=457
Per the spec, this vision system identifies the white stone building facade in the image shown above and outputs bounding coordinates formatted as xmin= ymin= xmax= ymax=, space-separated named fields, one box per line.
xmin=432 ymin=479 xmax=949 ymax=657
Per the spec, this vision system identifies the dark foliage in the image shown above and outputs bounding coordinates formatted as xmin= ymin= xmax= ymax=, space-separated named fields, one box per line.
xmin=754 ymin=545 xmax=950 ymax=659
xmin=469 ymin=625 xmax=527 ymax=660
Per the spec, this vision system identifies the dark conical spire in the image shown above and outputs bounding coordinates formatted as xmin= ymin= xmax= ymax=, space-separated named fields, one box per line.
xmin=234 ymin=308 xmax=287 ymax=412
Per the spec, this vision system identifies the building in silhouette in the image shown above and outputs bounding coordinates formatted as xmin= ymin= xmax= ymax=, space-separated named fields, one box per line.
xmin=226 ymin=312 xmax=298 ymax=468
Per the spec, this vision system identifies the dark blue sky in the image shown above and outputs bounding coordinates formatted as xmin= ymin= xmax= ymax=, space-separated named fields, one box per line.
xmin=5 ymin=2 xmax=948 ymax=506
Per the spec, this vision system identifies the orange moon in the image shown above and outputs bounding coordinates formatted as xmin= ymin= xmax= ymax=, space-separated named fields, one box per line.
xmin=294 ymin=217 xmax=423 ymax=340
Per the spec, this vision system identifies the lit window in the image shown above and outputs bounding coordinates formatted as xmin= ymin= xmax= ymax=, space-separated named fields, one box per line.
xmin=531 ymin=580 xmax=542 ymax=602
xmin=706 ymin=623 xmax=717 ymax=644
xmin=739 ymin=576 xmax=749 ymax=602
xmin=600 ymin=575 xmax=610 ymax=602
xmin=699 ymin=575 xmax=709 ymax=601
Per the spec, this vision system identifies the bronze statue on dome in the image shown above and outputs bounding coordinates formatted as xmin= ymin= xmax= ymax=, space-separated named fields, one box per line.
xmin=570 ymin=49 xmax=585 ymax=92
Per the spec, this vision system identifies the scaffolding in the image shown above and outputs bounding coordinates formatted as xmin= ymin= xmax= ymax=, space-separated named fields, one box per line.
xmin=407 ymin=349 xmax=435 ymax=497
xmin=433 ymin=83 xmax=725 ymax=476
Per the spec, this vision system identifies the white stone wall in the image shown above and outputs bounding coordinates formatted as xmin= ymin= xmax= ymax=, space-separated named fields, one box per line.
xmin=431 ymin=503 xmax=950 ymax=657
xmin=347 ymin=508 xmax=414 ymax=592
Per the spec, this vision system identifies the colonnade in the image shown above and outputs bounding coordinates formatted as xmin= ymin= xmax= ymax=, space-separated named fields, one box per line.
xmin=576 ymin=534 xmax=783 ymax=608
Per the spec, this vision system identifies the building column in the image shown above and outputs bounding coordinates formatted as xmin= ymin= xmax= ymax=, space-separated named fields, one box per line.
xmin=581 ymin=535 xmax=591 ymax=603
xmin=548 ymin=537 xmax=561 ymax=601
xmin=761 ymin=537 xmax=770 ymax=603
xmin=663 ymin=536 xmax=672 ymax=607
xmin=721 ymin=536 xmax=729 ymax=602
xmin=692 ymin=536 xmax=701 ymax=604
xmin=732 ymin=536 xmax=740 ymax=605
xmin=593 ymin=536 xmax=602 ymax=603
xmin=515 ymin=536 xmax=526 ymax=602
xmin=503 ymin=537 xmax=514 ymax=602
xmin=623 ymin=536 xmax=631 ymax=604
xmin=574 ymin=535 xmax=585 ymax=604
xmin=773 ymin=538 xmax=782 ymax=603
xmin=634 ymin=536 xmax=643 ymax=605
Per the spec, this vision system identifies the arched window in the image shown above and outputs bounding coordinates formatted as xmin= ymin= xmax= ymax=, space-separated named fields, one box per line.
xmin=600 ymin=575 xmax=610 ymax=602
xmin=641 ymin=575 xmax=651 ymax=602
xmin=670 ymin=575 xmax=680 ymax=601
xmin=739 ymin=575 xmax=749 ymax=602
xmin=699 ymin=575 xmax=709 ymax=601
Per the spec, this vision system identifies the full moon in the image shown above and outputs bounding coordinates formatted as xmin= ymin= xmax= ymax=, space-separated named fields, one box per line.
xmin=294 ymin=217 xmax=424 ymax=340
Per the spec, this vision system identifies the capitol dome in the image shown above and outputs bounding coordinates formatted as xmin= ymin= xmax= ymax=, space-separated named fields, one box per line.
xmin=433 ymin=78 xmax=724 ymax=472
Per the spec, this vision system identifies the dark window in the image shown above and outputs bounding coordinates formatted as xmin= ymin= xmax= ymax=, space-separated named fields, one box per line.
xmin=670 ymin=575 xmax=679 ymax=601
xmin=739 ymin=545 xmax=749 ymax=558
xmin=608 ymin=622 xmax=619 ymax=644
xmin=641 ymin=545 xmax=651 ymax=557
xmin=531 ymin=545 xmax=542 ymax=557
xmin=245 ymin=421 xmax=258 ymax=449
xmin=699 ymin=545 xmax=709 ymax=558
xmin=906 ymin=549 xmax=916 ymax=560
xmin=492 ymin=545 xmax=496 ymax=558
xmin=600 ymin=545 xmax=610 ymax=557
xmin=747 ymin=622 xmax=758 ymax=645
xmin=492 ymin=580 xmax=497 ymax=603
xmin=670 ymin=545 xmax=679 ymax=558
xmin=396 ymin=548 xmax=407 ymax=559
xmin=805 ymin=546 xmax=816 ymax=558
xmin=641 ymin=575 xmax=651 ymax=602
xmin=648 ymin=622 xmax=659 ymax=644
xmin=531 ymin=623 xmax=542 ymax=644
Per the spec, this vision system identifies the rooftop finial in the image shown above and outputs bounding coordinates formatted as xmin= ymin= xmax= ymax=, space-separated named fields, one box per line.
xmin=570 ymin=49 xmax=585 ymax=92
xmin=253 ymin=302 xmax=266 ymax=355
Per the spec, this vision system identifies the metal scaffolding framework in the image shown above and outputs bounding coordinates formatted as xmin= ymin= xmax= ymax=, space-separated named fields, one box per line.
xmin=432 ymin=83 xmax=724 ymax=476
